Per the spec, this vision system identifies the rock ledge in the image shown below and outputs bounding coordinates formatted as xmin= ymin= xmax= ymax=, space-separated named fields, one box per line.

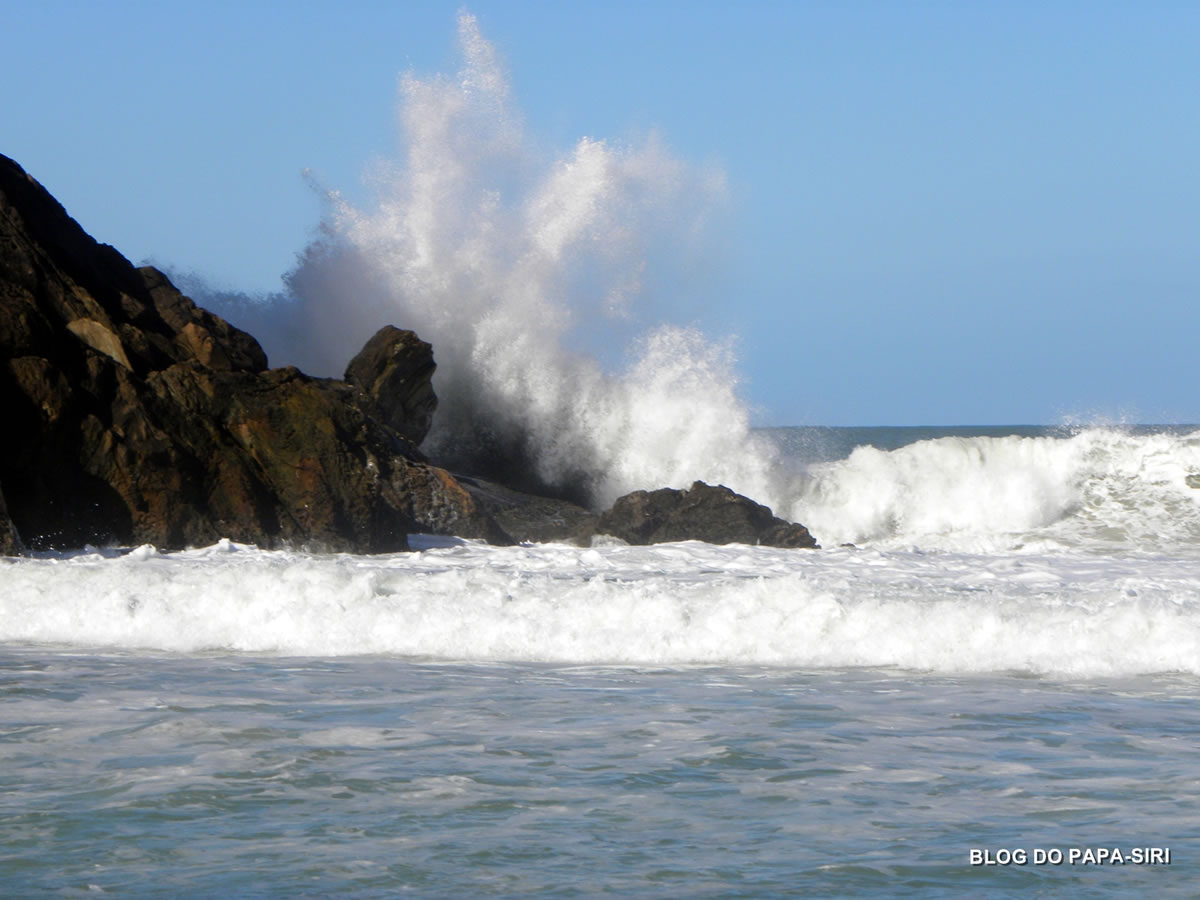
xmin=597 ymin=481 xmax=819 ymax=548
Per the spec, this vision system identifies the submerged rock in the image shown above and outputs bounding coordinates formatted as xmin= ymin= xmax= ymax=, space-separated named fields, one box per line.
xmin=0 ymin=152 xmax=499 ymax=552
xmin=597 ymin=481 xmax=819 ymax=549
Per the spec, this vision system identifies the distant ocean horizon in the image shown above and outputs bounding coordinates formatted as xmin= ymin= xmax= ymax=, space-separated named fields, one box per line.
xmin=759 ymin=421 xmax=1200 ymax=456
xmin=4 ymin=423 xmax=1199 ymax=896
xmin=6 ymin=2 xmax=1197 ymax=892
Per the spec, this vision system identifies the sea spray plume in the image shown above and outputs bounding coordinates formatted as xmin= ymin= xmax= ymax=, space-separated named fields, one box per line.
xmin=282 ymin=13 xmax=789 ymax=509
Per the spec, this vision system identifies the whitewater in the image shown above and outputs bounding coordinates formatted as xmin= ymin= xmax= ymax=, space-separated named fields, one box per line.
xmin=4 ymin=14 xmax=1199 ymax=897
xmin=4 ymin=426 xmax=1200 ymax=894
xmin=5 ymin=425 xmax=1200 ymax=676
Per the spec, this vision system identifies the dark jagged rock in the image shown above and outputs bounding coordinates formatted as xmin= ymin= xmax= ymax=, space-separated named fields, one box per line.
xmin=0 ymin=152 xmax=501 ymax=552
xmin=597 ymin=481 xmax=819 ymax=548
xmin=427 ymin=413 xmax=594 ymax=509
xmin=0 ymin=152 xmax=822 ymax=555
xmin=344 ymin=325 xmax=438 ymax=446
xmin=455 ymin=474 xmax=598 ymax=545
xmin=0 ymin=482 xmax=22 ymax=556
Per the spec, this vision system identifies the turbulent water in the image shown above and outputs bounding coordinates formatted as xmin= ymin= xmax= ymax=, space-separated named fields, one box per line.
xmin=7 ymin=14 xmax=1200 ymax=898
xmin=4 ymin=425 xmax=1200 ymax=895
xmin=208 ymin=13 xmax=780 ymax=508
xmin=5 ymin=426 xmax=1200 ymax=672
xmin=778 ymin=425 xmax=1200 ymax=555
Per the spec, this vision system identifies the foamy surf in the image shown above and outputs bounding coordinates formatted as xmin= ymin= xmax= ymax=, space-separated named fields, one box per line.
xmin=4 ymin=537 xmax=1198 ymax=677
xmin=786 ymin=426 xmax=1200 ymax=553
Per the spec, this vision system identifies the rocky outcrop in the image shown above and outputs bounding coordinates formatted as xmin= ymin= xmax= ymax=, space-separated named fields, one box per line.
xmin=0 ymin=152 xmax=824 ymax=555
xmin=455 ymin=474 xmax=599 ymax=545
xmin=0 ymin=152 xmax=501 ymax=553
xmin=344 ymin=326 xmax=438 ymax=446
xmin=596 ymin=481 xmax=819 ymax=548
xmin=0 ymin=482 xmax=22 ymax=555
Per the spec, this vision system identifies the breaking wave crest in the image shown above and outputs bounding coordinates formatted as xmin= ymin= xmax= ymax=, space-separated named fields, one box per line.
xmin=188 ymin=14 xmax=1200 ymax=555
xmin=3 ymin=539 xmax=1199 ymax=676
xmin=788 ymin=427 xmax=1200 ymax=553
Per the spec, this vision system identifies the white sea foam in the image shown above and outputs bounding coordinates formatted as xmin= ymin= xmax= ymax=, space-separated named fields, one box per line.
xmin=3 ymin=539 xmax=1198 ymax=676
xmin=19 ymin=18 xmax=1197 ymax=679
xmin=185 ymin=15 xmax=1200 ymax=561
xmin=262 ymin=13 xmax=783 ymax=508
xmin=788 ymin=428 xmax=1200 ymax=553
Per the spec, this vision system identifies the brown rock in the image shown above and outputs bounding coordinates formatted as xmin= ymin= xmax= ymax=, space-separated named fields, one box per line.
xmin=455 ymin=474 xmax=598 ymax=545
xmin=344 ymin=325 xmax=438 ymax=446
xmin=597 ymin=481 xmax=819 ymax=548
xmin=0 ymin=152 xmax=500 ymax=552
xmin=0 ymin=481 xmax=22 ymax=556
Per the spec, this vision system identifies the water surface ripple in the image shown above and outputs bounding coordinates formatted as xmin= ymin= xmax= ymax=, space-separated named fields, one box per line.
xmin=1 ymin=652 xmax=1195 ymax=896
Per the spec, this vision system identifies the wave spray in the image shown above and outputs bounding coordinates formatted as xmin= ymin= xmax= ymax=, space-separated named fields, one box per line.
xmin=276 ymin=13 xmax=785 ymax=509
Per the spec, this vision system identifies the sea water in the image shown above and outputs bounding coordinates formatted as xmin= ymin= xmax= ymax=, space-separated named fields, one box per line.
xmin=3 ymin=425 xmax=1200 ymax=897
xmin=8 ymin=14 xmax=1200 ymax=896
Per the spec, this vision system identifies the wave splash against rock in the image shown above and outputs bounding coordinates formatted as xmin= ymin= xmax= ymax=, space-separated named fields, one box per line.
xmin=0 ymin=151 xmax=816 ymax=553
xmin=241 ymin=13 xmax=792 ymax=512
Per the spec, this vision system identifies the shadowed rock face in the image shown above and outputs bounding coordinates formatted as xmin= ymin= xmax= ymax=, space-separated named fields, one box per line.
xmin=453 ymin=474 xmax=599 ymax=546
xmin=0 ymin=483 xmax=20 ymax=555
xmin=0 ymin=152 xmax=823 ymax=555
xmin=597 ymin=481 xmax=819 ymax=549
xmin=0 ymin=152 xmax=502 ymax=553
xmin=344 ymin=326 xmax=438 ymax=447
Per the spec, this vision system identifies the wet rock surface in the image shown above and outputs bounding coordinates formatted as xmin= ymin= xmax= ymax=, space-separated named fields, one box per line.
xmin=596 ymin=481 xmax=819 ymax=548
xmin=455 ymin=474 xmax=598 ymax=545
xmin=344 ymin=325 xmax=439 ymax=447
xmin=0 ymin=483 xmax=21 ymax=555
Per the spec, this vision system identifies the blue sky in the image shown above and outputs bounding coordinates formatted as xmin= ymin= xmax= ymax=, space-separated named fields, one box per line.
xmin=3 ymin=1 xmax=1197 ymax=425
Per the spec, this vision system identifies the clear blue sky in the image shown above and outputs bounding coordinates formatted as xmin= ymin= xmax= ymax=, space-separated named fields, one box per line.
xmin=3 ymin=1 xmax=1197 ymax=425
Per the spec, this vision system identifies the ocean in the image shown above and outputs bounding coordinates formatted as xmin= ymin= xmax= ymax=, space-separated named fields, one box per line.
xmin=3 ymin=424 xmax=1199 ymax=897
xmin=7 ymin=12 xmax=1200 ymax=895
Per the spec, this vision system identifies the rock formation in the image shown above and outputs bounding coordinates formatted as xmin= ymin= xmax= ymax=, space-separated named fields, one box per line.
xmin=0 ymin=152 xmax=822 ymax=556
xmin=344 ymin=325 xmax=438 ymax=446
xmin=0 ymin=483 xmax=21 ymax=555
xmin=596 ymin=481 xmax=819 ymax=548
xmin=0 ymin=152 xmax=503 ymax=553
xmin=454 ymin=474 xmax=599 ymax=545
